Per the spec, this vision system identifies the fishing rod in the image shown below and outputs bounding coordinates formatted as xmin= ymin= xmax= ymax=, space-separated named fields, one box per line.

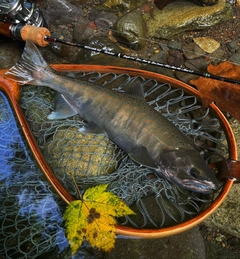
xmin=44 ymin=35 xmax=240 ymax=85
xmin=1 ymin=21 xmax=240 ymax=84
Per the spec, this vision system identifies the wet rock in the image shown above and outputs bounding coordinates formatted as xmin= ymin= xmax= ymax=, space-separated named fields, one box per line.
xmin=208 ymin=46 xmax=228 ymax=65
xmin=127 ymin=185 xmax=202 ymax=229
xmin=184 ymin=57 xmax=209 ymax=71
xmin=44 ymin=126 xmax=118 ymax=178
xmin=204 ymin=184 xmax=240 ymax=238
xmin=226 ymin=41 xmax=239 ymax=53
xmin=20 ymin=86 xmax=55 ymax=145
xmin=73 ymin=18 xmax=96 ymax=43
xmin=159 ymin=42 xmax=170 ymax=53
xmin=49 ymin=25 xmax=83 ymax=63
xmin=77 ymin=36 xmax=143 ymax=68
xmin=183 ymin=43 xmax=206 ymax=59
xmin=50 ymin=42 xmax=83 ymax=63
xmin=151 ymin=50 xmax=168 ymax=64
xmin=147 ymin=51 xmax=176 ymax=78
xmin=0 ymin=41 xmax=22 ymax=69
xmin=104 ymin=227 xmax=205 ymax=259
xmin=228 ymin=53 xmax=240 ymax=65
xmin=167 ymin=49 xmax=184 ymax=67
xmin=103 ymin=0 xmax=146 ymax=12
xmin=167 ymin=40 xmax=183 ymax=50
xmin=78 ymin=36 xmax=123 ymax=65
xmin=45 ymin=0 xmax=84 ymax=24
xmin=193 ymin=37 xmax=220 ymax=54
xmin=113 ymin=11 xmax=147 ymax=50
xmin=94 ymin=12 xmax=118 ymax=30
xmin=144 ymin=0 xmax=233 ymax=40
xmin=175 ymin=71 xmax=199 ymax=84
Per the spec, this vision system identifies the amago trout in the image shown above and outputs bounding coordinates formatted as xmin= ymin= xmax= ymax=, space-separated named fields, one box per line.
xmin=4 ymin=41 xmax=220 ymax=193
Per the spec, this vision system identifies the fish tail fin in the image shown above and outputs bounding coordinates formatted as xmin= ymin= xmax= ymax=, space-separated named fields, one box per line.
xmin=4 ymin=41 xmax=52 ymax=85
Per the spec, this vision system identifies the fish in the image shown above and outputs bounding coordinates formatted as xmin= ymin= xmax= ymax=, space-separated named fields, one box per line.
xmin=4 ymin=41 xmax=220 ymax=193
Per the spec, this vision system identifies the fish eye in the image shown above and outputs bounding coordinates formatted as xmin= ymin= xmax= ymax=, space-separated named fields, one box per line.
xmin=189 ymin=168 xmax=202 ymax=179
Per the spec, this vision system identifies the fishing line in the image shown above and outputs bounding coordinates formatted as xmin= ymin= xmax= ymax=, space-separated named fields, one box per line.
xmin=44 ymin=35 xmax=240 ymax=85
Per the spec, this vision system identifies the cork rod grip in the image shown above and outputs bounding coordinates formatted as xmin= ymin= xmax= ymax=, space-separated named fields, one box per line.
xmin=21 ymin=25 xmax=50 ymax=47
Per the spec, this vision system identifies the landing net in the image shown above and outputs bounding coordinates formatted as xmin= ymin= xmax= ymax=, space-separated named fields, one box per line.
xmin=0 ymin=70 xmax=229 ymax=258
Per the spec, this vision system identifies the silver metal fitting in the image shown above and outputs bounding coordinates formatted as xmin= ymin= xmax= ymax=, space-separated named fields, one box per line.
xmin=0 ymin=0 xmax=46 ymax=27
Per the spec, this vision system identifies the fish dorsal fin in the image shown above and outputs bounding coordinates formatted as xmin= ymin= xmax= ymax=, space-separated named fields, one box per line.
xmin=125 ymin=82 xmax=145 ymax=100
xmin=129 ymin=146 xmax=158 ymax=169
xmin=47 ymin=93 xmax=78 ymax=120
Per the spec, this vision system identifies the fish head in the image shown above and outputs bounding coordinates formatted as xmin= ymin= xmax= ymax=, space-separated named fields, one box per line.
xmin=158 ymin=148 xmax=221 ymax=193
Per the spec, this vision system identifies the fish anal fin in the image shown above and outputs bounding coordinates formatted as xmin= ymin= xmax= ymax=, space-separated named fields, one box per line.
xmin=79 ymin=121 xmax=105 ymax=134
xmin=47 ymin=93 xmax=78 ymax=120
xmin=129 ymin=146 xmax=158 ymax=169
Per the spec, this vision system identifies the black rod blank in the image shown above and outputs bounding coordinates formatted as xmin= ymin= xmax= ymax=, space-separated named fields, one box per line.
xmin=44 ymin=35 xmax=240 ymax=85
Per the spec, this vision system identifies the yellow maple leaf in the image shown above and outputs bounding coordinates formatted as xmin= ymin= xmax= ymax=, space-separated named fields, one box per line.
xmin=63 ymin=184 xmax=135 ymax=255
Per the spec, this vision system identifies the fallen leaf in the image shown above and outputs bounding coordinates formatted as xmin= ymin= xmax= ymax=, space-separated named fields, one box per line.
xmin=63 ymin=184 xmax=135 ymax=255
xmin=190 ymin=62 xmax=240 ymax=120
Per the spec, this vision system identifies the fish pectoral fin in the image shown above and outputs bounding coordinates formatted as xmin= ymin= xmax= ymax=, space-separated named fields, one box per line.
xmin=47 ymin=93 xmax=78 ymax=120
xmin=129 ymin=146 xmax=158 ymax=169
xmin=79 ymin=121 xmax=105 ymax=134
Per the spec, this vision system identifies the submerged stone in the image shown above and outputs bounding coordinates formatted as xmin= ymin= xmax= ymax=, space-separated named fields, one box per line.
xmin=204 ymin=184 xmax=240 ymax=238
xmin=182 ymin=42 xmax=206 ymax=59
xmin=44 ymin=127 xmax=118 ymax=178
xmin=94 ymin=12 xmax=118 ymax=29
xmin=144 ymin=0 xmax=233 ymax=40
xmin=113 ymin=11 xmax=147 ymax=50
xmin=45 ymin=0 xmax=83 ymax=24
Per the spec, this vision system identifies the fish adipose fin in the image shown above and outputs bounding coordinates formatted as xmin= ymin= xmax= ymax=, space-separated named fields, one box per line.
xmin=48 ymin=93 xmax=78 ymax=120
xmin=79 ymin=121 xmax=105 ymax=134
xmin=126 ymin=82 xmax=145 ymax=100
xmin=4 ymin=41 xmax=52 ymax=85
xmin=129 ymin=146 xmax=158 ymax=169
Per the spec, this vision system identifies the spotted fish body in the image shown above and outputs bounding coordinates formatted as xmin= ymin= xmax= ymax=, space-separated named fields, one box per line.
xmin=4 ymin=41 xmax=220 ymax=193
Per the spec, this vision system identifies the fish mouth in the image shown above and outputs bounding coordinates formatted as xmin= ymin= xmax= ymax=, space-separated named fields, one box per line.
xmin=182 ymin=179 xmax=221 ymax=194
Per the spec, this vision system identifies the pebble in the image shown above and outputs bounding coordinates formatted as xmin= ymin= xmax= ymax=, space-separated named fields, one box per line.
xmin=159 ymin=42 xmax=169 ymax=52
xmin=151 ymin=50 xmax=168 ymax=64
xmin=167 ymin=49 xmax=184 ymax=67
xmin=184 ymin=57 xmax=209 ymax=71
xmin=183 ymin=42 xmax=206 ymax=59
xmin=208 ymin=46 xmax=228 ymax=65
xmin=228 ymin=53 xmax=240 ymax=65
xmin=0 ymin=41 xmax=22 ymax=68
xmin=73 ymin=18 xmax=96 ymax=43
xmin=175 ymin=71 xmax=199 ymax=84
xmin=226 ymin=41 xmax=239 ymax=53
xmin=167 ymin=40 xmax=183 ymax=50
